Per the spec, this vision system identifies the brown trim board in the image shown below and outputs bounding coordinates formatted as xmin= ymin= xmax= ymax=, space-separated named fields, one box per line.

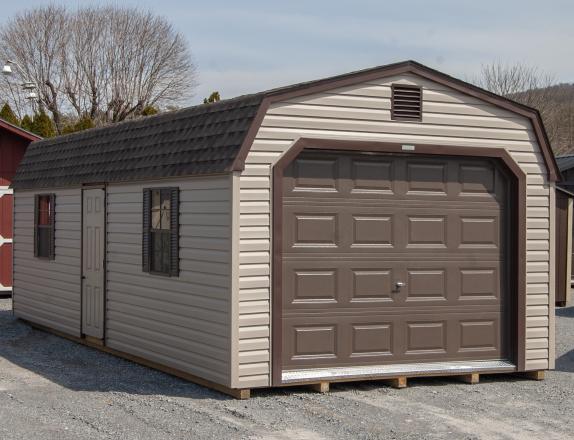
xmin=271 ymin=138 xmax=528 ymax=386
xmin=230 ymin=60 xmax=559 ymax=183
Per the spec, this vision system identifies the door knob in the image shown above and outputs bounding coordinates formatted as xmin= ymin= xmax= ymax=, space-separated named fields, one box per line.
xmin=395 ymin=281 xmax=405 ymax=288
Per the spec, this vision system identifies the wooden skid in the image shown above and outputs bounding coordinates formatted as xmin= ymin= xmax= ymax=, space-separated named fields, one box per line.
xmin=458 ymin=373 xmax=480 ymax=384
xmin=520 ymin=370 xmax=545 ymax=381
xmin=388 ymin=376 xmax=407 ymax=389
xmin=21 ymin=320 xmax=251 ymax=400
xmin=310 ymin=382 xmax=330 ymax=393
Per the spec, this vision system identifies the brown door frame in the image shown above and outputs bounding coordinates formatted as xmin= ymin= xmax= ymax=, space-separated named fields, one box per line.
xmin=271 ymin=138 xmax=527 ymax=386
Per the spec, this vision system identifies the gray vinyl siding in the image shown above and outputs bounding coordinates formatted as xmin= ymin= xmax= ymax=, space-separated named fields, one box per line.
xmin=105 ymin=175 xmax=233 ymax=386
xmin=13 ymin=188 xmax=82 ymax=336
xmin=235 ymin=73 xmax=553 ymax=387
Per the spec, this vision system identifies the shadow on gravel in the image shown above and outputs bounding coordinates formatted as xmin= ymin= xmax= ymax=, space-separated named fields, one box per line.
xmin=0 ymin=306 xmax=228 ymax=401
xmin=556 ymin=306 xmax=574 ymax=318
xmin=555 ymin=349 xmax=574 ymax=373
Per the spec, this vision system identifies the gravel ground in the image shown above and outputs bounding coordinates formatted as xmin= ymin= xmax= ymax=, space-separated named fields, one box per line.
xmin=1 ymin=297 xmax=573 ymax=440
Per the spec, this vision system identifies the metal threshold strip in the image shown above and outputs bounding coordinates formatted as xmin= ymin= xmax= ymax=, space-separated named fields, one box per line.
xmin=282 ymin=360 xmax=516 ymax=383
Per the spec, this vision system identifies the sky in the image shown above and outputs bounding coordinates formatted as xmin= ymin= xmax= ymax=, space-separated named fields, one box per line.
xmin=2 ymin=0 xmax=574 ymax=105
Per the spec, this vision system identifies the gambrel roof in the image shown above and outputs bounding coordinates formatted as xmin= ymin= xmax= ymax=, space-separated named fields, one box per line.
xmin=11 ymin=61 xmax=560 ymax=189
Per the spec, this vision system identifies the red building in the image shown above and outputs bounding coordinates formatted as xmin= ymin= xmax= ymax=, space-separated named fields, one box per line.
xmin=0 ymin=118 xmax=39 ymax=294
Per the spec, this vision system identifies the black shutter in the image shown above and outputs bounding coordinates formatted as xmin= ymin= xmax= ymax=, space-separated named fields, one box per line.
xmin=169 ymin=187 xmax=180 ymax=277
xmin=33 ymin=194 xmax=39 ymax=257
xmin=142 ymin=189 xmax=151 ymax=272
xmin=49 ymin=193 xmax=56 ymax=260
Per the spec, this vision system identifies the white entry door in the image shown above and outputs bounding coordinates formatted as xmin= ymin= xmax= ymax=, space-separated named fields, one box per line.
xmin=82 ymin=188 xmax=105 ymax=339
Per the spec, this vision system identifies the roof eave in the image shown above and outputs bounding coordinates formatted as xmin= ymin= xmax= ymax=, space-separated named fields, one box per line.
xmin=0 ymin=118 xmax=41 ymax=142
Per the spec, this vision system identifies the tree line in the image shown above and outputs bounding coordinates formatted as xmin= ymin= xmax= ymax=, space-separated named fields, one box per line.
xmin=1 ymin=5 xmax=572 ymax=151
xmin=472 ymin=62 xmax=574 ymax=155
xmin=0 ymin=5 xmax=196 ymax=136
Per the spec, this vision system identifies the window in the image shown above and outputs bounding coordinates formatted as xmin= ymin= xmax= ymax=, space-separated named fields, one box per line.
xmin=391 ymin=84 xmax=422 ymax=121
xmin=34 ymin=194 xmax=55 ymax=259
xmin=142 ymin=187 xmax=179 ymax=276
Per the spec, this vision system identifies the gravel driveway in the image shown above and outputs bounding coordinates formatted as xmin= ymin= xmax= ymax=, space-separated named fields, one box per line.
xmin=1 ymin=297 xmax=573 ymax=440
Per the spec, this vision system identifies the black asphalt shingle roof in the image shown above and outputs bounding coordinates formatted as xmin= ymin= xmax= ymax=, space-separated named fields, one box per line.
xmin=556 ymin=154 xmax=574 ymax=172
xmin=11 ymin=93 xmax=264 ymax=189
xmin=11 ymin=60 xmax=560 ymax=189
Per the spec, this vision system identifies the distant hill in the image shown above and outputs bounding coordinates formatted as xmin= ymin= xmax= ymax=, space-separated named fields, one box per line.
xmin=512 ymin=83 xmax=574 ymax=155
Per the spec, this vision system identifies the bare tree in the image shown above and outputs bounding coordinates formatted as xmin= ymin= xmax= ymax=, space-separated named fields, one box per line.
xmin=474 ymin=62 xmax=556 ymax=110
xmin=471 ymin=61 xmax=574 ymax=153
xmin=0 ymin=5 xmax=68 ymax=128
xmin=0 ymin=5 xmax=196 ymax=133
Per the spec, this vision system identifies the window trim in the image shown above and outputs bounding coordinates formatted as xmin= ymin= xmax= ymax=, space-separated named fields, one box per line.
xmin=142 ymin=187 xmax=180 ymax=277
xmin=34 ymin=193 xmax=55 ymax=260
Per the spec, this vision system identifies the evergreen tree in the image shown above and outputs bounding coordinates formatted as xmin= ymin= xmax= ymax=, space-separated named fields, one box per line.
xmin=141 ymin=105 xmax=159 ymax=116
xmin=20 ymin=114 xmax=34 ymax=132
xmin=0 ymin=103 xmax=20 ymax=126
xmin=31 ymin=110 xmax=56 ymax=138
xmin=62 ymin=115 xmax=95 ymax=134
xmin=203 ymin=91 xmax=221 ymax=104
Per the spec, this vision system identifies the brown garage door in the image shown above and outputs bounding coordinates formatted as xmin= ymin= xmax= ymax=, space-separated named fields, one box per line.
xmin=280 ymin=150 xmax=512 ymax=372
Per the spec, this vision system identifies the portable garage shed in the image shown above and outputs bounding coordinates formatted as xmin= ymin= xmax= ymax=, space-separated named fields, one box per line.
xmin=554 ymin=155 xmax=574 ymax=306
xmin=11 ymin=61 xmax=559 ymax=398
xmin=0 ymin=118 xmax=39 ymax=294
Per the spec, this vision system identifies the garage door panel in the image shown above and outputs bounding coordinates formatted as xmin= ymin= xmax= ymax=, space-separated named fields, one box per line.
xmin=283 ymin=204 xmax=503 ymax=254
xmin=406 ymin=269 xmax=447 ymax=300
xmin=291 ymin=324 xmax=337 ymax=360
xmin=352 ymin=215 xmax=394 ymax=246
xmin=281 ymin=150 xmax=510 ymax=372
xmin=282 ymin=312 xmax=504 ymax=369
xmin=351 ymin=158 xmax=395 ymax=193
xmin=291 ymin=156 xmax=340 ymax=192
xmin=350 ymin=323 xmax=393 ymax=356
xmin=351 ymin=268 xmax=394 ymax=301
xmin=406 ymin=215 xmax=447 ymax=247
xmin=405 ymin=320 xmax=447 ymax=354
xmin=460 ymin=216 xmax=500 ymax=248
xmin=283 ymin=154 xmax=506 ymax=205
xmin=290 ymin=269 xmax=338 ymax=303
xmin=459 ymin=268 xmax=500 ymax=300
xmin=459 ymin=163 xmax=495 ymax=194
xmin=406 ymin=161 xmax=449 ymax=194
xmin=283 ymin=260 xmax=396 ymax=308
xmin=458 ymin=319 xmax=499 ymax=353
xmin=283 ymin=259 xmax=503 ymax=309
xmin=283 ymin=315 xmax=399 ymax=369
xmin=292 ymin=213 xmax=338 ymax=247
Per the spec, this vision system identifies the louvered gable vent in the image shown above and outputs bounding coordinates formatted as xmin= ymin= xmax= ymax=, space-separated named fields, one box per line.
xmin=391 ymin=84 xmax=422 ymax=121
